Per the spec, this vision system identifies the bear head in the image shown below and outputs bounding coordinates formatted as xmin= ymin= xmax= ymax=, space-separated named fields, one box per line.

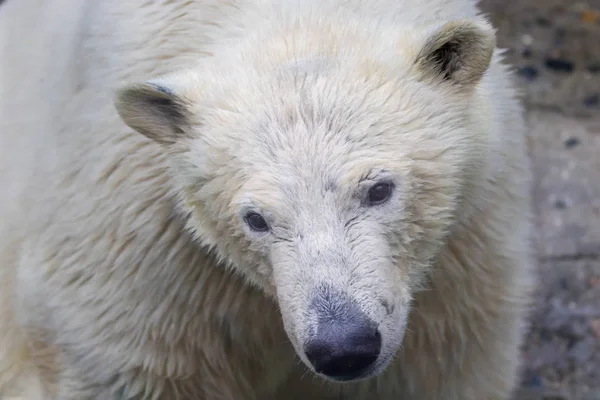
xmin=115 ymin=17 xmax=496 ymax=382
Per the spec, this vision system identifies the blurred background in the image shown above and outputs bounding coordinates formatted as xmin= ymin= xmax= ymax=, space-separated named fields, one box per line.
xmin=476 ymin=0 xmax=600 ymax=399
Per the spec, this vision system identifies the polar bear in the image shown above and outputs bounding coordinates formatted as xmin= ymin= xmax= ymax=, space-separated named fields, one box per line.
xmin=0 ymin=0 xmax=534 ymax=398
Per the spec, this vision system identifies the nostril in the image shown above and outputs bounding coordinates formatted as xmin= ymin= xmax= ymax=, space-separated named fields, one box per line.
xmin=305 ymin=328 xmax=381 ymax=381
xmin=310 ymin=351 xmax=379 ymax=379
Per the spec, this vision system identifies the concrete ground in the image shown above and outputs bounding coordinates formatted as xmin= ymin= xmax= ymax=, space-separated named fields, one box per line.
xmin=478 ymin=0 xmax=600 ymax=399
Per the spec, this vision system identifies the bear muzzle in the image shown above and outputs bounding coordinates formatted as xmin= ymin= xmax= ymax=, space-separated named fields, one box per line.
xmin=304 ymin=286 xmax=382 ymax=381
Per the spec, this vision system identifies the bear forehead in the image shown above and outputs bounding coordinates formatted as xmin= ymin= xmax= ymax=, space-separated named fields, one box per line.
xmin=208 ymin=75 xmax=438 ymax=156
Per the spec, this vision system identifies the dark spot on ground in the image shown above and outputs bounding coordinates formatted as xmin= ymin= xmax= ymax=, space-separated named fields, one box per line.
xmin=564 ymin=137 xmax=580 ymax=149
xmin=583 ymin=94 xmax=599 ymax=108
xmin=545 ymin=58 xmax=575 ymax=73
xmin=520 ymin=66 xmax=540 ymax=80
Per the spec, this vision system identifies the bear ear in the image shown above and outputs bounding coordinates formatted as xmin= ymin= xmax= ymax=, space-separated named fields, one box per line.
xmin=415 ymin=20 xmax=496 ymax=87
xmin=115 ymin=81 xmax=192 ymax=145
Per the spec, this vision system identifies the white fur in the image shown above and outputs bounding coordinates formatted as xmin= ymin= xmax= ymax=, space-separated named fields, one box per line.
xmin=0 ymin=0 xmax=534 ymax=399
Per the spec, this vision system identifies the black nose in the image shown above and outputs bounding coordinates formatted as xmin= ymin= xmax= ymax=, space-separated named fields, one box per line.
xmin=304 ymin=318 xmax=381 ymax=381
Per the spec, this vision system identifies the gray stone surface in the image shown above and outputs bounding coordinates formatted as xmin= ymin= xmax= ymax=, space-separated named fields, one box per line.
xmin=529 ymin=111 xmax=600 ymax=260
xmin=480 ymin=0 xmax=600 ymax=117
xmin=476 ymin=0 xmax=600 ymax=399
xmin=522 ymin=259 xmax=600 ymax=399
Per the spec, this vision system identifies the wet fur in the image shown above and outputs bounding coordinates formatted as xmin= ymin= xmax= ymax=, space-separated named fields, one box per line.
xmin=0 ymin=0 xmax=534 ymax=399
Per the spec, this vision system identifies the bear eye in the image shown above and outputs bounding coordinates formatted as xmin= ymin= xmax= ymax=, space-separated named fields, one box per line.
xmin=244 ymin=212 xmax=270 ymax=232
xmin=366 ymin=182 xmax=394 ymax=206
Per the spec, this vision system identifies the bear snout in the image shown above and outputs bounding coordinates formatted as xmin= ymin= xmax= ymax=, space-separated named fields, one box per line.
xmin=304 ymin=320 xmax=381 ymax=381
xmin=304 ymin=286 xmax=382 ymax=381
